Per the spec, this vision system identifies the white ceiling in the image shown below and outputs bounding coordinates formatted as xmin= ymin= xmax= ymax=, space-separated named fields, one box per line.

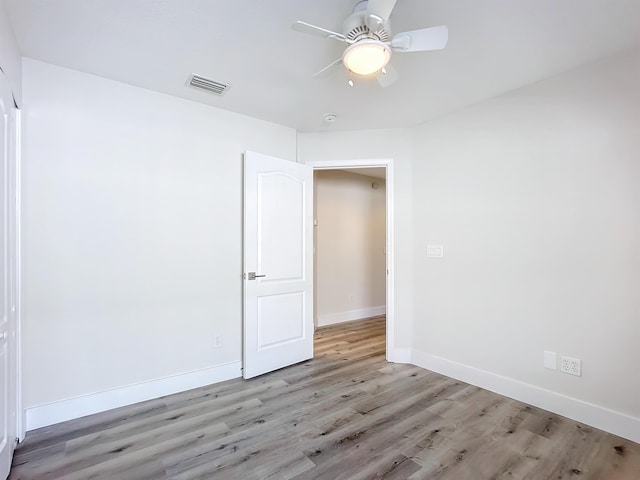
xmin=6 ymin=0 xmax=640 ymax=132
xmin=340 ymin=167 xmax=386 ymax=180
xmin=348 ymin=167 xmax=386 ymax=180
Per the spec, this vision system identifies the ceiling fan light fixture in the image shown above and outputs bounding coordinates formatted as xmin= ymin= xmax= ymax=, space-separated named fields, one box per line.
xmin=343 ymin=39 xmax=391 ymax=76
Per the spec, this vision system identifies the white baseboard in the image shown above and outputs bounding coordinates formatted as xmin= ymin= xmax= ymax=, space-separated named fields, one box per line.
xmin=388 ymin=347 xmax=412 ymax=363
xmin=26 ymin=361 xmax=242 ymax=431
xmin=411 ymin=349 xmax=640 ymax=444
xmin=317 ymin=306 xmax=386 ymax=327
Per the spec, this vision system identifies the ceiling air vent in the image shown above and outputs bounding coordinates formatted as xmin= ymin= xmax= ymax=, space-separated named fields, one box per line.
xmin=187 ymin=74 xmax=230 ymax=96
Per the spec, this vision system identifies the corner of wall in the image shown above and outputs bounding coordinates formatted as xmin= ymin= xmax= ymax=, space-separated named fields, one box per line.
xmin=0 ymin=0 xmax=22 ymax=106
xmin=410 ymin=348 xmax=640 ymax=444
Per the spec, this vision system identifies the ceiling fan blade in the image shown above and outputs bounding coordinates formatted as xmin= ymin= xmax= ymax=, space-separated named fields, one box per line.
xmin=313 ymin=58 xmax=343 ymax=78
xmin=292 ymin=21 xmax=347 ymax=42
xmin=391 ymin=25 xmax=448 ymax=52
xmin=366 ymin=0 xmax=398 ymax=30
xmin=376 ymin=63 xmax=398 ymax=88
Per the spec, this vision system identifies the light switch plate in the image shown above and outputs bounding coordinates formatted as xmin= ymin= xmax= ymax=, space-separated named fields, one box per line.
xmin=544 ymin=351 xmax=557 ymax=370
xmin=427 ymin=245 xmax=444 ymax=258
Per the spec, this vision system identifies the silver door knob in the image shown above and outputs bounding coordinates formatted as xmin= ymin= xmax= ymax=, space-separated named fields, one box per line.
xmin=247 ymin=272 xmax=266 ymax=280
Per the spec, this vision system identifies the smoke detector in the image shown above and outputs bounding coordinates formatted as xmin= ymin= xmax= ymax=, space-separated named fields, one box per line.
xmin=323 ymin=113 xmax=337 ymax=124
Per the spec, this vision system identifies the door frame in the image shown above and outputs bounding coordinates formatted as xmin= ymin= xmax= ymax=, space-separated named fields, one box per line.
xmin=13 ymin=110 xmax=23 ymax=442
xmin=0 ymin=71 xmax=22 ymax=452
xmin=305 ymin=159 xmax=396 ymax=362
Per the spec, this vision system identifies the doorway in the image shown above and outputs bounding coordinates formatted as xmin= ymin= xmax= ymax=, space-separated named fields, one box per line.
xmin=242 ymin=154 xmax=396 ymax=379
xmin=307 ymin=159 xmax=394 ymax=361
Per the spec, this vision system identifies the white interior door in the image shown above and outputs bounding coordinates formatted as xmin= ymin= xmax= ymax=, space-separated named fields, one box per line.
xmin=243 ymin=151 xmax=313 ymax=379
xmin=0 ymin=73 xmax=18 ymax=479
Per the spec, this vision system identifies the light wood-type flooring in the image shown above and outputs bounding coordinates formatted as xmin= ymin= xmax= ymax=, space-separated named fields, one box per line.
xmin=10 ymin=316 xmax=640 ymax=479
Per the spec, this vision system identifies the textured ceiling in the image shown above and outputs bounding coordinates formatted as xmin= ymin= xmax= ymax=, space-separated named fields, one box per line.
xmin=6 ymin=0 xmax=640 ymax=131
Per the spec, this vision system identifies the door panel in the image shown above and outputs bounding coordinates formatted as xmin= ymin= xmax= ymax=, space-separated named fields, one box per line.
xmin=243 ymin=151 xmax=313 ymax=379
xmin=258 ymin=173 xmax=304 ymax=280
xmin=257 ymin=292 xmax=304 ymax=348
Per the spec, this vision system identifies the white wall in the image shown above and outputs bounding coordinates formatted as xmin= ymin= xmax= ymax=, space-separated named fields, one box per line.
xmin=298 ymin=129 xmax=413 ymax=358
xmin=17 ymin=43 xmax=640 ymax=443
xmin=21 ymin=59 xmax=296 ymax=426
xmin=0 ymin=0 xmax=21 ymax=104
xmin=315 ymin=170 xmax=386 ymax=326
xmin=410 ymin=48 xmax=640 ymax=439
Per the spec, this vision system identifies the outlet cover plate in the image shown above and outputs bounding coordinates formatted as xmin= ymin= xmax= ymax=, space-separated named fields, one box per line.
xmin=560 ymin=356 xmax=581 ymax=376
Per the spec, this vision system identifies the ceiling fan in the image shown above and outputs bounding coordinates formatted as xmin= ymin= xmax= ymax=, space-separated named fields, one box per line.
xmin=292 ymin=0 xmax=448 ymax=87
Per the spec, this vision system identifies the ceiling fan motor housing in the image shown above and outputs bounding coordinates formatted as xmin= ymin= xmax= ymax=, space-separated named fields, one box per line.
xmin=343 ymin=9 xmax=390 ymax=43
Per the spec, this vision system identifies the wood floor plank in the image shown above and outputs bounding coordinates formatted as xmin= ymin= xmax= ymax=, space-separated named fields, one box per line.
xmin=15 ymin=400 xmax=168 ymax=457
xmin=10 ymin=316 xmax=640 ymax=480
xmin=63 ymin=397 xmax=263 ymax=455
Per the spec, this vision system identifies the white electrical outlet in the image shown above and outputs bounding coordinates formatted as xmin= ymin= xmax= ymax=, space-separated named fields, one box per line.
xmin=560 ymin=356 xmax=581 ymax=376
xmin=214 ymin=333 xmax=223 ymax=348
